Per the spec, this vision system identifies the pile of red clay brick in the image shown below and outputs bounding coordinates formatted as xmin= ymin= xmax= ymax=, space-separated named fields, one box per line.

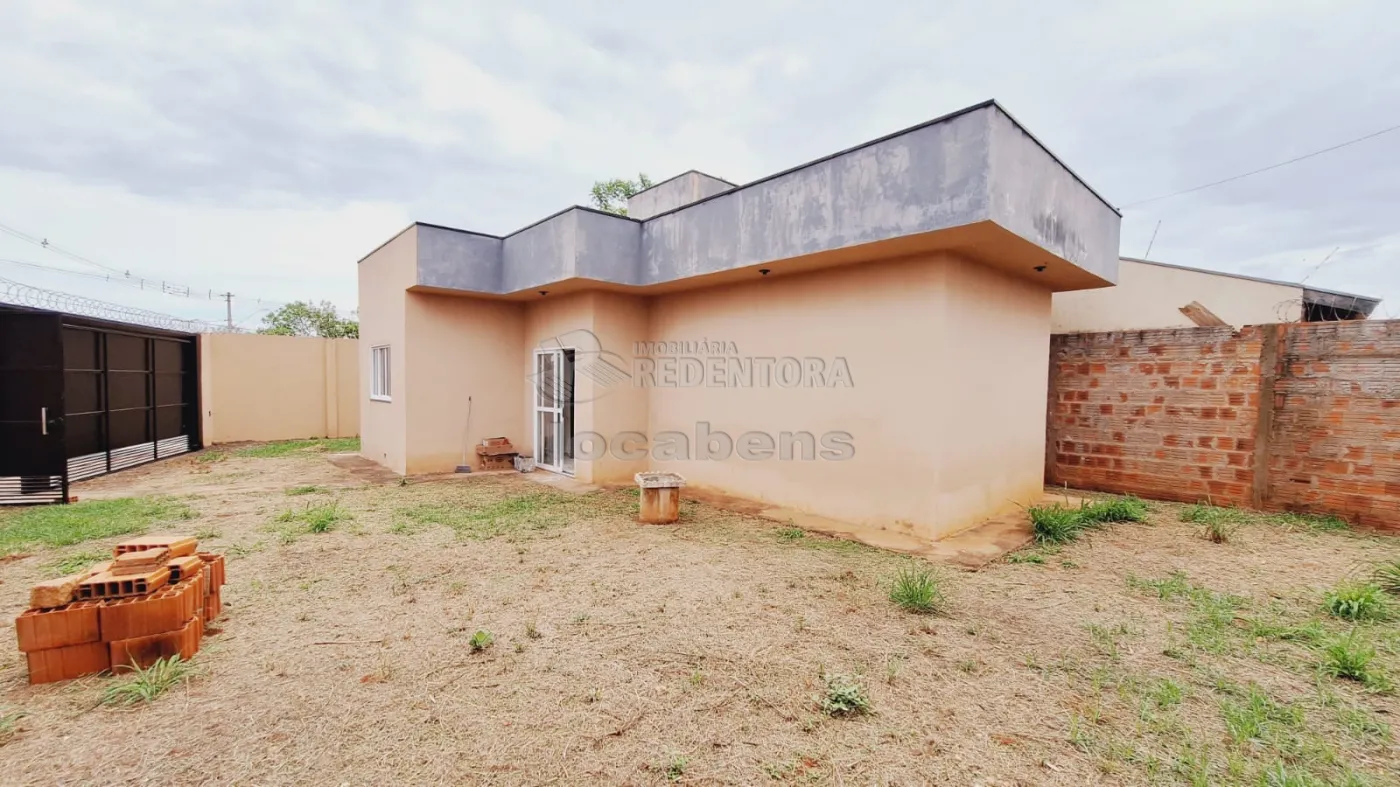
xmin=15 ymin=535 xmax=226 ymax=684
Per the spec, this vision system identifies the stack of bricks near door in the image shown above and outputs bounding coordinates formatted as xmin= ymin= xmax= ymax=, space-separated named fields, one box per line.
xmin=15 ymin=535 xmax=227 ymax=685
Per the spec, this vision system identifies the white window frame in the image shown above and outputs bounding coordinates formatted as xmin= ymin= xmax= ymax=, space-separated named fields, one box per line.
xmin=370 ymin=345 xmax=391 ymax=402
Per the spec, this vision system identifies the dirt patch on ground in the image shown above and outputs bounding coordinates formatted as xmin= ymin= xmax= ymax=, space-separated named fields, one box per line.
xmin=2 ymin=451 xmax=1398 ymax=785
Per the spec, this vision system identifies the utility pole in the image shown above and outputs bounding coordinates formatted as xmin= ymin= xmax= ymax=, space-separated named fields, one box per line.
xmin=221 ymin=292 xmax=234 ymax=330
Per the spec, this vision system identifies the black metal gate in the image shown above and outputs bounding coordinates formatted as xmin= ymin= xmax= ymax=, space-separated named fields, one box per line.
xmin=0 ymin=306 xmax=201 ymax=504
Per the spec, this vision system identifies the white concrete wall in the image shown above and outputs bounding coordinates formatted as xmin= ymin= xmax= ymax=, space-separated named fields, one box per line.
xmin=1052 ymin=259 xmax=1303 ymax=333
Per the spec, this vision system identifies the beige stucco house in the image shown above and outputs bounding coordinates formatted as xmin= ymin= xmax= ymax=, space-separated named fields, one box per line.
xmin=1051 ymin=257 xmax=1379 ymax=333
xmin=357 ymin=100 xmax=1122 ymax=541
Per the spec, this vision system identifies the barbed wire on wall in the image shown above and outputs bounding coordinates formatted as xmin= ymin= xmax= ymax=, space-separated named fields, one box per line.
xmin=0 ymin=276 xmax=238 ymax=334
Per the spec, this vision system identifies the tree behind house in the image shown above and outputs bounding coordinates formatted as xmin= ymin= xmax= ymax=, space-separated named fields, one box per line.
xmin=258 ymin=301 xmax=358 ymax=338
xmin=589 ymin=173 xmax=654 ymax=215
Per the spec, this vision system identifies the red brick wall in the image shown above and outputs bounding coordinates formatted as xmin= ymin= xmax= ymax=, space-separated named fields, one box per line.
xmin=1267 ymin=321 xmax=1400 ymax=529
xmin=1047 ymin=320 xmax=1400 ymax=531
xmin=1048 ymin=327 xmax=1263 ymax=507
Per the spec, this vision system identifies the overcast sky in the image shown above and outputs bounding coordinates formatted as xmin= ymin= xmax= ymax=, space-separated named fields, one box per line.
xmin=0 ymin=0 xmax=1396 ymax=328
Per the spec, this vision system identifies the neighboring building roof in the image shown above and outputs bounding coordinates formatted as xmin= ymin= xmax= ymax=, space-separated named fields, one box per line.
xmin=628 ymin=169 xmax=738 ymax=198
xmin=364 ymin=100 xmax=1123 ymax=297
xmin=1122 ymin=256 xmax=1381 ymax=317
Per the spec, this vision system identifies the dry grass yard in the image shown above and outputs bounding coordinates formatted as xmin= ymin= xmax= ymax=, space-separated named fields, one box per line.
xmin=2 ymin=442 xmax=1399 ymax=786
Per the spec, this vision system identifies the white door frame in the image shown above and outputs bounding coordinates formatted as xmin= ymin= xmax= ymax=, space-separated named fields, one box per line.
xmin=532 ymin=348 xmax=563 ymax=472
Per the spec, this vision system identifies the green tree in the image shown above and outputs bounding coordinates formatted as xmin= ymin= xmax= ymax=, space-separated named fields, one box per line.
xmin=257 ymin=300 xmax=358 ymax=338
xmin=589 ymin=173 xmax=654 ymax=215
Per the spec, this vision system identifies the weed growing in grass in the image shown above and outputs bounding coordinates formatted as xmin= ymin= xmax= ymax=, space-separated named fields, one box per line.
xmin=1247 ymin=618 xmax=1327 ymax=645
xmin=525 ymin=620 xmax=541 ymax=640
xmin=1336 ymin=703 xmax=1391 ymax=742
xmin=1323 ymin=582 xmax=1390 ymax=622
xmin=285 ymin=485 xmax=325 ymax=496
xmin=272 ymin=501 xmax=350 ymax=542
xmin=1373 ymin=560 xmax=1400 ymax=595
xmin=0 ymin=496 xmax=194 ymax=555
xmin=196 ymin=450 xmax=227 ymax=463
xmin=774 ymin=527 xmax=806 ymax=542
xmin=819 ymin=674 xmax=871 ymax=717
xmin=236 ymin=438 xmax=360 ymax=458
xmin=1006 ymin=550 xmax=1046 ymax=564
xmin=1079 ymin=496 xmax=1149 ymax=525
xmin=661 ymin=753 xmax=689 ymax=782
xmin=1220 ymin=685 xmax=1305 ymax=746
xmin=1266 ymin=512 xmax=1350 ymax=533
xmin=888 ymin=565 xmax=943 ymax=614
xmin=0 ymin=707 xmax=25 ymax=744
xmin=396 ymin=491 xmax=572 ymax=540
xmin=1320 ymin=631 xmax=1392 ymax=691
xmin=1029 ymin=495 xmax=1146 ymax=545
xmin=1128 ymin=571 xmax=1192 ymax=600
xmin=44 ymin=549 xmax=110 ymax=577
xmin=102 ymin=656 xmax=195 ymax=705
xmin=468 ymin=630 xmax=494 ymax=652
xmin=1029 ymin=504 xmax=1081 ymax=544
xmin=1150 ymin=678 xmax=1185 ymax=708
xmin=1183 ymin=503 xmax=1244 ymax=543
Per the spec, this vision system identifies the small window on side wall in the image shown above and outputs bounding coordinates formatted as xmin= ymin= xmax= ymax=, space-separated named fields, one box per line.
xmin=371 ymin=345 xmax=391 ymax=401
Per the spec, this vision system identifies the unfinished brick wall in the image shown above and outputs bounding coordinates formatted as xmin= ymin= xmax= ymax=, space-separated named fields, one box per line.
xmin=1047 ymin=327 xmax=1263 ymax=507
xmin=1266 ymin=321 xmax=1400 ymax=529
xmin=1047 ymin=320 xmax=1400 ymax=531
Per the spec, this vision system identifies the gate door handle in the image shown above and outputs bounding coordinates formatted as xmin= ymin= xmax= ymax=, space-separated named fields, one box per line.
xmin=40 ymin=407 xmax=47 ymax=436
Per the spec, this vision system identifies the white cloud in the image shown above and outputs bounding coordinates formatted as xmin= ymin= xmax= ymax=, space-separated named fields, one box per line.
xmin=0 ymin=0 xmax=1394 ymax=323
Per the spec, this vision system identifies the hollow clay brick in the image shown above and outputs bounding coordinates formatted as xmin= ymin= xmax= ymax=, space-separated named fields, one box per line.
xmin=113 ymin=535 xmax=197 ymax=558
xmin=167 ymin=555 xmax=203 ymax=583
xmin=15 ymin=601 xmax=103 ymax=652
xmin=110 ymin=547 xmax=172 ymax=575
xmin=76 ymin=567 xmax=171 ymax=600
xmin=198 ymin=553 xmax=225 ymax=589
xmin=109 ymin=614 xmax=202 ymax=672
xmin=203 ymin=586 xmax=222 ymax=623
xmin=26 ymin=641 xmax=110 ymax=684
xmin=99 ymin=577 xmax=203 ymax=641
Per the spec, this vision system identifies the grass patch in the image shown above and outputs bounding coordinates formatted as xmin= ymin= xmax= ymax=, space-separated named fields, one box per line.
xmin=1078 ymin=496 xmax=1149 ymax=525
xmin=236 ymin=438 xmax=360 ymax=458
xmin=1323 ymin=582 xmax=1390 ymax=622
xmin=1320 ymin=630 xmax=1392 ymax=691
xmin=1006 ymin=550 xmax=1046 ymax=565
xmin=1182 ymin=503 xmax=1245 ymax=543
xmin=43 ymin=548 xmax=110 ymax=577
xmin=1029 ymin=504 xmax=1083 ymax=544
xmin=1128 ymin=572 xmax=1250 ymax=654
xmin=1373 ymin=560 xmax=1400 ymax=595
xmin=888 ymin=565 xmax=944 ymax=614
xmin=1265 ymin=512 xmax=1350 ymax=533
xmin=0 ymin=707 xmax=25 ymax=744
xmin=271 ymin=501 xmax=351 ymax=542
xmin=818 ymin=674 xmax=871 ymax=717
xmin=285 ymin=485 xmax=326 ymax=496
xmin=102 ymin=656 xmax=195 ymax=706
xmin=1220 ymin=684 xmax=1305 ymax=747
xmin=1149 ymin=677 xmax=1185 ymax=709
xmin=774 ymin=527 xmax=806 ymax=542
xmin=395 ymin=492 xmax=572 ymax=540
xmin=1030 ymin=495 xmax=1146 ymax=544
xmin=196 ymin=450 xmax=227 ymax=463
xmin=0 ymin=497 xmax=195 ymax=556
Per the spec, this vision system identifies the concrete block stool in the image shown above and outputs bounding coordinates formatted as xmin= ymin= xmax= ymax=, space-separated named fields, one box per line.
xmin=635 ymin=472 xmax=685 ymax=524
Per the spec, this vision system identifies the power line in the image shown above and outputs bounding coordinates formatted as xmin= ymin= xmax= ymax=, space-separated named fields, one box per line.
xmin=0 ymin=217 xmax=289 ymax=307
xmin=1121 ymin=121 xmax=1400 ymax=209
